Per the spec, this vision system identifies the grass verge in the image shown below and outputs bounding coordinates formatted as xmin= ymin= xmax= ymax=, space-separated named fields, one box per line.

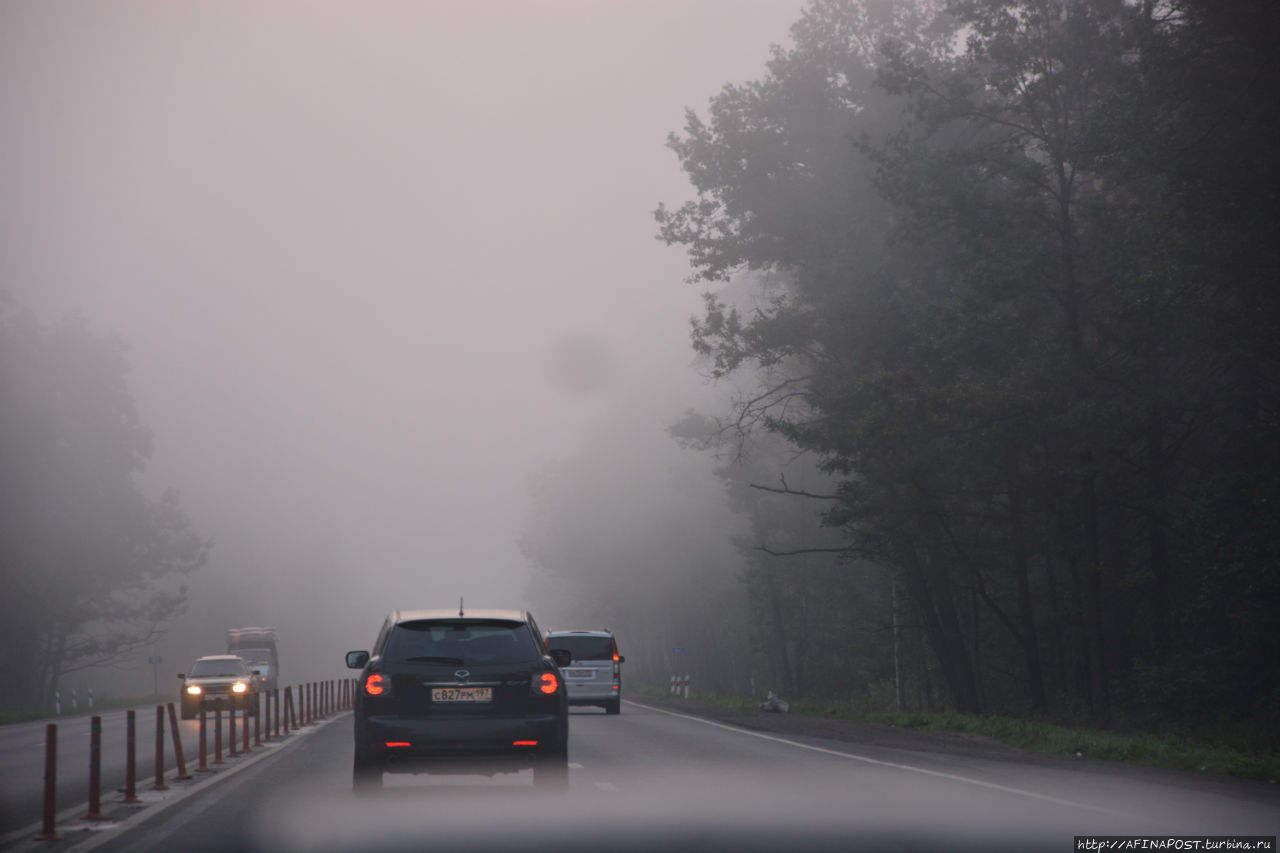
xmin=633 ymin=685 xmax=1280 ymax=783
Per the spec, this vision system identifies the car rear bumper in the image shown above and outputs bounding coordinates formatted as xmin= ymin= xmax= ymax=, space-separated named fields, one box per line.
xmin=566 ymin=685 xmax=619 ymax=701
xmin=357 ymin=713 xmax=566 ymax=771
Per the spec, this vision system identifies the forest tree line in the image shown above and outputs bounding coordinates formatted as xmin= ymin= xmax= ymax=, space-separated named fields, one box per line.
xmin=0 ymin=303 xmax=207 ymax=714
xmin=647 ymin=0 xmax=1278 ymax=733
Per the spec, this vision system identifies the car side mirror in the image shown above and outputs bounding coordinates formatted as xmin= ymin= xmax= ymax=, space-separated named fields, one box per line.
xmin=252 ymin=669 xmax=262 ymax=676
xmin=549 ymin=649 xmax=572 ymax=668
xmin=177 ymin=674 xmax=185 ymax=679
xmin=617 ymin=655 xmax=625 ymax=663
xmin=346 ymin=650 xmax=370 ymax=669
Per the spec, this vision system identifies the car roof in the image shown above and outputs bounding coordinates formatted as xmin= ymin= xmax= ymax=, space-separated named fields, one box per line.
xmin=547 ymin=629 xmax=613 ymax=636
xmin=196 ymin=654 xmax=246 ymax=662
xmin=390 ymin=608 xmax=530 ymax=623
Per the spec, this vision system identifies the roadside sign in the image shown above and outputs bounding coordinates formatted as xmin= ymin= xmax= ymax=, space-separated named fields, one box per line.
xmin=147 ymin=656 xmax=162 ymax=664
xmin=671 ymin=647 xmax=685 ymax=655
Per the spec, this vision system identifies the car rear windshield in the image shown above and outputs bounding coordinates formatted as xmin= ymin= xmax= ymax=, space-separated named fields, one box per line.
xmin=547 ymin=635 xmax=615 ymax=662
xmin=384 ymin=619 xmax=540 ymax=665
xmin=190 ymin=659 xmax=249 ymax=677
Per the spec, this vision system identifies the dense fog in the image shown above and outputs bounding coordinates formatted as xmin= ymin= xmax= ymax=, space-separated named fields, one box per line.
xmin=1 ymin=0 xmax=805 ymax=698
xmin=5 ymin=0 xmax=1277 ymax=741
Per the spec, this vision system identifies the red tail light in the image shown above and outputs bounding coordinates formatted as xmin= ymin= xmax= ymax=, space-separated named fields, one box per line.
xmin=535 ymin=671 xmax=560 ymax=695
xmin=364 ymin=673 xmax=391 ymax=697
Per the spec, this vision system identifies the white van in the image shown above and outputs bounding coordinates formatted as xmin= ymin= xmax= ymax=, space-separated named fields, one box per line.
xmin=545 ymin=629 xmax=624 ymax=715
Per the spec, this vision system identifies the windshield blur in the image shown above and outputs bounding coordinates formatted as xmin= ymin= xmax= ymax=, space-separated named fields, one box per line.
xmin=1 ymin=2 xmax=1276 ymax=849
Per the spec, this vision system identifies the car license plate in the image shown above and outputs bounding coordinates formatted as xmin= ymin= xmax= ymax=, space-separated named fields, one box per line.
xmin=431 ymin=687 xmax=492 ymax=703
xmin=566 ymin=669 xmax=593 ymax=679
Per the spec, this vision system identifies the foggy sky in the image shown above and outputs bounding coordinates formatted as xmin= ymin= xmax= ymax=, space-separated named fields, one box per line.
xmin=0 ymin=1 xmax=805 ymax=673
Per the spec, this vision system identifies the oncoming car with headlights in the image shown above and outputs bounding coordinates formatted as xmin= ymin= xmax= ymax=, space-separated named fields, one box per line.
xmin=178 ymin=654 xmax=260 ymax=720
xmin=345 ymin=608 xmax=572 ymax=792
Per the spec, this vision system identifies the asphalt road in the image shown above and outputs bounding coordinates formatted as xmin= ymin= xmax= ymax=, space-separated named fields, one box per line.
xmin=1 ymin=698 xmax=1277 ymax=853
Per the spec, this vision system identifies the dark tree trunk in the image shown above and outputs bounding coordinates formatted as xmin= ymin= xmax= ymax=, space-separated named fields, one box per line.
xmin=899 ymin=543 xmax=982 ymax=713
xmin=1008 ymin=460 xmax=1048 ymax=712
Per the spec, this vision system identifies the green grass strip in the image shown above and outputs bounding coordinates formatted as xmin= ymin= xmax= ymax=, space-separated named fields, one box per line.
xmin=634 ymin=685 xmax=1280 ymax=782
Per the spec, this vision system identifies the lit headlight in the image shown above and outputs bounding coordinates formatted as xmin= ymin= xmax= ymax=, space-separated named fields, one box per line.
xmin=186 ymin=685 xmax=202 ymax=695
xmin=232 ymin=681 xmax=248 ymax=694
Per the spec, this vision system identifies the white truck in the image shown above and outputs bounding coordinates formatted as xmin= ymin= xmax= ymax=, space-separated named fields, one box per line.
xmin=226 ymin=627 xmax=280 ymax=693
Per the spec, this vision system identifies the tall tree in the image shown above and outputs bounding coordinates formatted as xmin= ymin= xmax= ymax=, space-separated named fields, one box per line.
xmin=658 ymin=0 xmax=1279 ymax=724
xmin=0 ymin=302 xmax=209 ymax=712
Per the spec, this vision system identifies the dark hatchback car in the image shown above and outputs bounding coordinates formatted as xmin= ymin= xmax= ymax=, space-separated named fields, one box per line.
xmin=345 ymin=608 xmax=572 ymax=792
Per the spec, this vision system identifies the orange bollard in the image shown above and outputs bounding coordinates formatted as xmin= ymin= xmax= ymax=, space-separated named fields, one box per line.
xmin=254 ymin=697 xmax=262 ymax=747
xmin=35 ymin=723 xmax=60 ymax=841
xmin=241 ymin=707 xmax=251 ymax=752
xmin=83 ymin=716 xmax=107 ymax=820
xmin=228 ymin=706 xmax=238 ymax=756
xmin=152 ymin=706 xmax=168 ymax=790
xmin=213 ymin=709 xmax=224 ymax=764
xmin=197 ymin=711 xmax=209 ymax=772
xmin=123 ymin=710 xmax=141 ymax=803
xmin=167 ymin=703 xmax=192 ymax=780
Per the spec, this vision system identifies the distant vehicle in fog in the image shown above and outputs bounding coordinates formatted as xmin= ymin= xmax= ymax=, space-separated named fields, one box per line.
xmin=226 ymin=626 xmax=279 ymax=692
xmin=178 ymin=654 xmax=260 ymax=720
xmin=545 ymin=629 xmax=624 ymax=715
xmin=344 ymin=607 xmax=573 ymax=792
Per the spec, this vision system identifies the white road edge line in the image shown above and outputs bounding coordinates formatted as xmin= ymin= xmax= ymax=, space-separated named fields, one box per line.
xmin=625 ymin=699 xmax=1139 ymax=820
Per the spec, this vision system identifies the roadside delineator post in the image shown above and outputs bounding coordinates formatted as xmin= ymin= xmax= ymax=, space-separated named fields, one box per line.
xmin=35 ymin=723 xmax=60 ymax=841
xmin=213 ymin=709 xmax=224 ymax=765
xmin=83 ymin=715 xmax=107 ymax=820
xmin=282 ymin=687 xmax=291 ymax=735
xmin=152 ymin=706 xmax=168 ymax=790
xmin=229 ymin=706 xmax=238 ymax=756
xmin=241 ymin=707 xmax=251 ymax=752
xmin=196 ymin=711 xmax=210 ymax=772
xmin=167 ymin=703 xmax=192 ymax=780
xmin=123 ymin=710 xmax=141 ymax=803
xmin=254 ymin=698 xmax=262 ymax=747
xmin=274 ymin=688 xmax=281 ymax=738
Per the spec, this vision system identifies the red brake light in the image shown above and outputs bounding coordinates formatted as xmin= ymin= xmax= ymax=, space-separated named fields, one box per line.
xmin=536 ymin=672 xmax=559 ymax=695
xmin=364 ymin=673 xmax=390 ymax=696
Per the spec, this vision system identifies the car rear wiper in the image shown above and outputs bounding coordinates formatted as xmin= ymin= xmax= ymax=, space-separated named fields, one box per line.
xmin=404 ymin=656 xmax=465 ymax=665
